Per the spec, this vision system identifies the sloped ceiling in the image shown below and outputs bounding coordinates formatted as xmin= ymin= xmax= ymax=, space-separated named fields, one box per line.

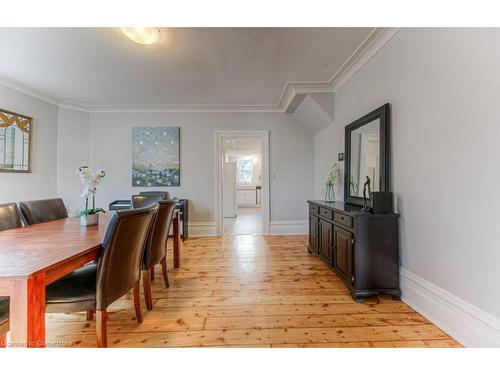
xmin=291 ymin=93 xmax=335 ymax=133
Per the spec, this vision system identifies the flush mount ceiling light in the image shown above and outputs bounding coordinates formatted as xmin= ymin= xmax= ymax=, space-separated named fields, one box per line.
xmin=121 ymin=27 xmax=161 ymax=45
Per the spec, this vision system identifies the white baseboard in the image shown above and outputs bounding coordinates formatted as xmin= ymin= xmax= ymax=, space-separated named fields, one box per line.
xmin=188 ymin=221 xmax=216 ymax=237
xmin=400 ymin=268 xmax=500 ymax=347
xmin=270 ymin=220 xmax=308 ymax=235
xmin=188 ymin=220 xmax=308 ymax=236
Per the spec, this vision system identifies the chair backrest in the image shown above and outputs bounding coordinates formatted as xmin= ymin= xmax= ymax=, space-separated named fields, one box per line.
xmin=142 ymin=200 xmax=176 ymax=269
xmin=18 ymin=198 xmax=68 ymax=225
xmin=0 ymin=297 xmax=8 ymax=326
xmin=96 ymin=203 xmax=158 ymax=310
xmin=132 ymin=194 xmax=163 ymax=209
xmin=139 ymin=191 xmax=170 ymax=200
xmin=0 ymin=202 xmax=24 ymax=231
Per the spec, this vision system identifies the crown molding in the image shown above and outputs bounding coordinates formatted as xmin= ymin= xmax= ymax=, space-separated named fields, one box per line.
xmin=330 ymin=27 xmax=399 ymax=91
xmin=59 ymin=102 xmax=284 ymax=113
xmin=1 ymin=28 xmax=399 ymax=114
xmin=0 ymin=76 xmax=62 ymax=106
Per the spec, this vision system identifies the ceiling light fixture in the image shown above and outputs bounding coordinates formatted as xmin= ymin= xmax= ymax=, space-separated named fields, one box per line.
xmin=121 ymin=27 xmax=161 ymax=45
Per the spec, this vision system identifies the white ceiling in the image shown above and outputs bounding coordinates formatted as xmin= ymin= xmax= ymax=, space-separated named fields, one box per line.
xmin=222 ymin=138 xmax=262 ymax=154
xmin=0 ymin=28 xmax=373 ymax=107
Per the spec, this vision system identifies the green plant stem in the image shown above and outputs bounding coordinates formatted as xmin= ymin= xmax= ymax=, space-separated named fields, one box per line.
xmin=92 ymin=194 xmax=95 ymax=210
xmin=85 ymin=197 xmax=88 ymax=211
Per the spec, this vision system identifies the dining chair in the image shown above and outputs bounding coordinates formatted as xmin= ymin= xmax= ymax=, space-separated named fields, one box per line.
xmin=139 ymin=191 xmax=170 ymax=200
xmin=0 ymin=202 xmax=25 ymax=231
xmin=18 ymin=198 xmax=68 ymax=225
xmin=132 ymin=194 xmax=164 ymax=208
xmin=0 ymin=298 xmax=8 ymax=347
xmin=132 ymin=194 xmax=165 ymax=283
xmin=45 ymin=203 xmax=159 ymax=348
xmin=136 ymin=200 xmax=176 ymax=310
xmin=0 ymin=202 xmax=26 ymax=346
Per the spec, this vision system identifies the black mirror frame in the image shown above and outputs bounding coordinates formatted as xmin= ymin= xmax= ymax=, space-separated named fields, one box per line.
xmin=344 ymin=103 xmax=391 ymax=207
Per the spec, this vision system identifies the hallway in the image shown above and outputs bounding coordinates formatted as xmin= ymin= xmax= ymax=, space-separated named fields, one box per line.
xmin=223 ymin=207 xmax=263 ymax=235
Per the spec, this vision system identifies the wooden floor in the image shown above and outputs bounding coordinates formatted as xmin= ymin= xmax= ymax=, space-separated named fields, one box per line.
xmin=46 ymin=235 xmax=461 ymax=348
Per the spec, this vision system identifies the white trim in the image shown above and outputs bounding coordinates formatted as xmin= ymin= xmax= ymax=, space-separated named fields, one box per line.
xmin=60 ymin=103 xmax=283 ymax=113
xmin=330 ymin=28 xmax=399 ymax=91
xmin=270 ymin=220 xmax=308 ymax=235
xmin=215 ymin=130 xmax=270 ymax=236
xmin=0 ymin=76 xmax=62 ymax=106
xmin=0 ymin=28 xmax=398 ymax=113
xmin=400 ymin=267 xmax=500 ymax=347
xmin=188 ymin=221 xmax=216 ymax=237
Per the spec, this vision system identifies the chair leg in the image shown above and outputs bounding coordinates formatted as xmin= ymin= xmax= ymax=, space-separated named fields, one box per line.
xmin=96 ymin=309 xmax=108 ymax=348
xmin=150 ymin=266 xmax=155 ymax=281
xmin=86 ymin=310 xmax=94 ymax=321
xmin=0 ymin=334 xmax=5 ymax=348
xmin=133 ymin=281 xmax=143 ymax=323
xmin=160 ymin=257 xmax=170 ymax=288
xmin=142 ymin=269 xmax=153 ymax=311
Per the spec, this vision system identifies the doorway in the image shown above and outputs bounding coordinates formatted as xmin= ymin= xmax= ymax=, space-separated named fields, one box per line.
xmin=215 ymin=131 xmax=270 ymax=235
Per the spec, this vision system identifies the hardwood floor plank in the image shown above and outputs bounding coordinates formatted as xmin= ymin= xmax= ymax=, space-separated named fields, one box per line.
xmin=204 ymin=313 xmax=431 ymax=330
xmin=48 ymin=324 xmax=450 ymax=347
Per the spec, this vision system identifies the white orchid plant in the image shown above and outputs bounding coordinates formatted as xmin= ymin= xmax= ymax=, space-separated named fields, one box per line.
xmin=77 ymin=165 xmax=106 ymax=217
xmin=324 ymin=162 xmax=340 ymax=202
xmin=325 ymin=162 xmax=340 ymax=185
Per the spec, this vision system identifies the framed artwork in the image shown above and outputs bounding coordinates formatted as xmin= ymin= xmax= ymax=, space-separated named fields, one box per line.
xmin=132 ymin=127 xmax=180 ymax=187
xmin=0 ymin=108 xmax=33 ymax=173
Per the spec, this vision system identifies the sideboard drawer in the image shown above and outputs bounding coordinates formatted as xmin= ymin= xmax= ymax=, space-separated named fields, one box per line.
xmin=319 ymin=208 xmax=333 ymax=220
xmin=310 ymin=205 xmax=319 ymax=215
xmin=334 ymin=212 xmax=353 ymax=228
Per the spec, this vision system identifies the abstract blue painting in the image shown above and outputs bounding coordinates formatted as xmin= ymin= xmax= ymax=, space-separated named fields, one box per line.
xmin=132 ymin=127 xmax=180 ymax=187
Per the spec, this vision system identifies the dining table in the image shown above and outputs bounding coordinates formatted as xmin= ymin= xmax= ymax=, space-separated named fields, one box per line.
xmin=0 ymin=209 xmax=181 ymax=348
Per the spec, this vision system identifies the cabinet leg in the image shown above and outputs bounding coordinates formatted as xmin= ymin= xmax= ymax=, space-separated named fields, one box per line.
xmin=351 ymin=292 xmax=363 ymax=303
xmin=390 ymin=291 xmax=401 ymax=301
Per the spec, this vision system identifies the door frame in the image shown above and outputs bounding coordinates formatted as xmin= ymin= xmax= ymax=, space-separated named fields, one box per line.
xmin=214 ymin=130 xmax=270 ymax=236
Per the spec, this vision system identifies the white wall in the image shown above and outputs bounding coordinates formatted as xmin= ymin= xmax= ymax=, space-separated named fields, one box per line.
xmin=89 ymin=112 xmax=314 ymax=223
xmin=56 ymin=107 xmax=90 ymax=214
xmin=314 ymin=28 xmax=500 ymax=345
xmin=0 ymin=84 xmax=58 ymax=203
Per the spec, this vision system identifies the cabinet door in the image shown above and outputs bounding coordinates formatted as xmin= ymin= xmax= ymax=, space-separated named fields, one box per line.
xmin=319 ymin=219 xmax=333 ymax=264
xmin=309 ymin=215 xmax=319 ymax=253
xmin=334 ymin=227 xmax=354 ymax=285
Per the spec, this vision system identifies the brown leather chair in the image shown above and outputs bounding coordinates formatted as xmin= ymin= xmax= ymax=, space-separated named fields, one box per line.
xmin=45 ymin=203 xmax=159 ymax=347
xmin=132 ymin=194 xmax=164 ymax=209
xmin=0 ymin=202 xmax=25 ymax=231
xmin=0 ymin=298 xmax=8 ymax=347
xmin=132 ymin=195 xmax=174 ymax=293
xmin=139 ymin=191 xmax=170 ymax=200
xmin=0 ymin=202 xmax=25 ymax=346
xmin=19 ymin=198 xmax=68 ymax=225
xmin=135 ymin=200 xmax=176 ymax=310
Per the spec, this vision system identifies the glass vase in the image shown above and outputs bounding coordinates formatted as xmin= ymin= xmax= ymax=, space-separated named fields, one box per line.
xmin=325 ymin=183 xmax=336 ymax=203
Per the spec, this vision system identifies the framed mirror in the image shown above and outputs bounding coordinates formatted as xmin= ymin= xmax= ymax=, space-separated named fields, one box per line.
xmin=344 ymin=103 xmax=390 ymax=206
xmin=0 ymin=108 xmax=33 ymax=173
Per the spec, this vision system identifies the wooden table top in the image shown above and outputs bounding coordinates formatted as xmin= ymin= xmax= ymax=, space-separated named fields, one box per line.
xmin=0 ymin=213 xmax=113 ymax=280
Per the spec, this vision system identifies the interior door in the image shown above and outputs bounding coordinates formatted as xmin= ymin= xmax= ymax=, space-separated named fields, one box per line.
xmin=334 ymin=227 xmax=354 ymax=284
xmin=223 ymin=162 xmax=236 ymax=217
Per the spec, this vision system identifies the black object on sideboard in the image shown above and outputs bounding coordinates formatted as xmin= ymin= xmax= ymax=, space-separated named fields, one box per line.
xmin=109 ymin=199 xmax=189 ymax=241
xmin=307 ymin=200 xmax=400 ymax=302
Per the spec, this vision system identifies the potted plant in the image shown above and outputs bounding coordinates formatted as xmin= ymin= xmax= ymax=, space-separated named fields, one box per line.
xmin=324 ymin=162 xmax=340 ymax=203
xmin=77 ymin=165 xmax=106 ymax=226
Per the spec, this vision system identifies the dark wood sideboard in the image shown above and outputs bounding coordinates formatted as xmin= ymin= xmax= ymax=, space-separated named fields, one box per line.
xmin=307 ymin=200 xmax=400 ymax=302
